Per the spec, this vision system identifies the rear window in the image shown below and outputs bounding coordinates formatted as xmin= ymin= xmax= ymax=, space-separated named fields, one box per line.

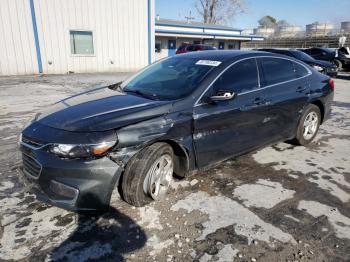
xmin=186 ymin=45 xmax=196 ymax=51
xmin=260 ymin=58 xmax=295 ymax=86
xmin=294 ymin=62 xmax=309 ymax=78
xmin=177 ymin=45 xmax=188 ymax=51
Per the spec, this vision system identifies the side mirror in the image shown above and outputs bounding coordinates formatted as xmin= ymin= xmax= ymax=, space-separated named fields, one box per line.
xmin=210 ymin=90 xmax=235 ymax=102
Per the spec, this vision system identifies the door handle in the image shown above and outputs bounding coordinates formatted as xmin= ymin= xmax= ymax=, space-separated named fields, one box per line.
xmin=296 ymin=86 xmax=307 ymax=93
xmin=253 ymin=97 xmax=270 ymax=105
xmin=242 ymin=98 xmax=271 ymax=110
xmin=253 ymin=97 xmax=264 ymax=105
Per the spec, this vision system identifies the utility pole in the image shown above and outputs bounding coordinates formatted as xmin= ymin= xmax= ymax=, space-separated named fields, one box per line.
xmin=185 ymin=11 xmax=195 ymax=24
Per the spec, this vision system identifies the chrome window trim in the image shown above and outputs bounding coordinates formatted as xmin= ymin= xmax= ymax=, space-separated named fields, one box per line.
xmin=255 ymin=58 xmax=261 ymax=88
xmin=194 ymin=55 xmax=312 ymax=107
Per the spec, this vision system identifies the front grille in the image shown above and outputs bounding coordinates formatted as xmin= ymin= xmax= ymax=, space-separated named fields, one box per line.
xmin=21 ymin=135 xmax=45 ymax=148
xmin=22 ymin=153 xmax=42 ymax=178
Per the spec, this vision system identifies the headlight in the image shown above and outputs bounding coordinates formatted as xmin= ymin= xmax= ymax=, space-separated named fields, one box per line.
xmin=312 ymin=65 xmax=324 ymax=72
xmin=49 ymin=141 xmax=115 ymax=158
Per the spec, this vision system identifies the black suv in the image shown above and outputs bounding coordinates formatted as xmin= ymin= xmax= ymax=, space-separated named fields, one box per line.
xmin=20 ymin=51 xmax=334 ymax=211
xmin=257 ymin=49 xmax=338 ymax=77
xmin=300 ymin=47 xmax=350 ymax=70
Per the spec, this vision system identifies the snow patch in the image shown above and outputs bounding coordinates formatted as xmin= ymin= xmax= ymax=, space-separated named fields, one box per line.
xmin=138 ymin=206 xmax=163 ymax=230
xmin=253 ymin=137 xmax=350 ymax=203
xmin=171 ymin=191 xmax=296 ymax=244
xmin=200 ymin=244 xmax=239 ymax=262
xmin=147 ymin=235 xmax=174 ymax=256
xmin=233 ymin=179 xmax=295 ymax=209
xmin=298 ymin=200 xmax=350 ymax=240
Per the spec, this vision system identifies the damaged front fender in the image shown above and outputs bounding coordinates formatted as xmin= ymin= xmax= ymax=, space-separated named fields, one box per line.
xmin=109 ymin=112 xmax=196 ymax=177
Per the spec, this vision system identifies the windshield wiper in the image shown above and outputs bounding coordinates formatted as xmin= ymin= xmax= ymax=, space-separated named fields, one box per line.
xmin=123 ymin=89 xmax=159 ymax=100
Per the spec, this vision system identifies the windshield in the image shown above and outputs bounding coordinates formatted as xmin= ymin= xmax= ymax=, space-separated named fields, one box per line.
xmin=290 ymin=50 xmax=315 ymax=62
xmin=121 ymin=57 xmax=216 ymax=100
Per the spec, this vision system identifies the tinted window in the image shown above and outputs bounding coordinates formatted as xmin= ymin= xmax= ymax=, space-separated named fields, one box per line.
xmin=121 ymin=57 xmax=214 ymax=100
xmin=294 ymin=62 xmax=309 ymax=78
xmin=212 ymin=59 xmax=258 ymax=94
xmin=260 ymin=58 xmax=295 ymax=86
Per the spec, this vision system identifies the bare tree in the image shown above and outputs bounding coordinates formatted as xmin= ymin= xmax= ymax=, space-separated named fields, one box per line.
xmin=195 ymin=0 xmax=245 ymax=25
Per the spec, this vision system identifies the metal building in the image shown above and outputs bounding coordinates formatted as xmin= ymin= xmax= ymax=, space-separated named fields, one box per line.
xmin=275 ymin=25 xmax=302 ymax=38
xmin=253 ymin=27 xmax=275 ymax=38
xmin=0 ymin=0 xmax=155 ymax=76
xmin=341 ymin=21 xmax=350 ymax=34
xmin=306 ymin=22 xmax=334 ymax=37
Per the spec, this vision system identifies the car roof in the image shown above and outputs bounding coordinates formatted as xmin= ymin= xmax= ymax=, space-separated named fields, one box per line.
xmin=176 ymin=50 xmax=276 ymax=62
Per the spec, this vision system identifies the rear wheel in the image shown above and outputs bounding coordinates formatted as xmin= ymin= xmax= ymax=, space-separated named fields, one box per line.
xmin=292 ymin=104 xmax=321 ymax=146
xmin=121 ymin=143 xmax=174 ymax=207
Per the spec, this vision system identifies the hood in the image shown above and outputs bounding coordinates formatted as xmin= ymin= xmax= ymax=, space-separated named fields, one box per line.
xmin=36 ymin=86 xmax=173 ymax=132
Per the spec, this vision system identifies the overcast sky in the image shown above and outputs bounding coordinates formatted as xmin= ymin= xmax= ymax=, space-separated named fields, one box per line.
xmin=155 ymin=0 xmax=350 ymax=29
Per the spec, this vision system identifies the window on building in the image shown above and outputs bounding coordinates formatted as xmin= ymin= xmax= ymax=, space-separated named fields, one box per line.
xmin=155 ymin=40 xmax=161 ymax=53
xmin=211 ymin=58 xmax=259 ymax=94
xmin=228 ymin=44 xmax=234 ymax=49
xmin=218 ymin=42 xmax=225 ymax=49
xmin=70 ymin=31 xmax=94 ymax=55
xmin=260 ymin=58 xmax=295 ymax=86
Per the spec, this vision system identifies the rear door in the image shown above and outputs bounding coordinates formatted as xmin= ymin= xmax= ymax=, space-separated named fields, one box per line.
xmin=193 ymin=58 xmax=272 ymax=167
xmin=258 ymin=57 xmax=311 ymax=140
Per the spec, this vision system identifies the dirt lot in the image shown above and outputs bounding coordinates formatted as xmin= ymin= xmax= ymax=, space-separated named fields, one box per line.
xmin=0 ymin=72 xmax=349 ymax=262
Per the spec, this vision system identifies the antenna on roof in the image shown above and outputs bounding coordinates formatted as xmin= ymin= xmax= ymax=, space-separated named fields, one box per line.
xmin=185 ymin=11 xmax=195 ymax=24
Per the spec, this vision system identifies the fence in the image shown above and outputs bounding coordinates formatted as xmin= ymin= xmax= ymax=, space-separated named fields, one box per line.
xmin=242 ymin=34 xmax=350 ymax=49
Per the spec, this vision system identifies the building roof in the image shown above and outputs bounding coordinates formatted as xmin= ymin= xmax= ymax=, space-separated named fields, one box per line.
xmin=155 ymin=18 xmax=242 ymax=32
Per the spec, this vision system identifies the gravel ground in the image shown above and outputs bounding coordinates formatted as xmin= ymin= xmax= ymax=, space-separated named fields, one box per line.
xmin=0 ymin=72 xmax=349 ymax=262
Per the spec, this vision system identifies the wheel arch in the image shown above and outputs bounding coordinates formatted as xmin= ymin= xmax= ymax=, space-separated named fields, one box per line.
xmin=311 ymin=100 xmax=325 ymax=123
xmin=158 ymin=139 xmax=190 ymax=178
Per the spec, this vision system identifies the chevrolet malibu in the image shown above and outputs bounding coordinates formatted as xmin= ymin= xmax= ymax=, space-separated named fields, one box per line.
xmin=20 ymin=51 xmax=334 ymax=211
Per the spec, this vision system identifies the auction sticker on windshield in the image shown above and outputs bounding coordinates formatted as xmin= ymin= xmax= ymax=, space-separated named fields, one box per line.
xmin=195 ymin=60 xmax=222 ymax=67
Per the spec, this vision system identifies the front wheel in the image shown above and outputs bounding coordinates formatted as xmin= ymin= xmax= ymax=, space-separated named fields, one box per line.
xmin=333 ymin=59 xmax=342 ymax=70
xmin=121 ymin=143 xmax=174 ymax=207
xmin=292 ymin=104 xmax=321 ymax=146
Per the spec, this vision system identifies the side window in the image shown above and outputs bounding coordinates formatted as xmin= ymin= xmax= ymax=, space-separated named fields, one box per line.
xmin=294 ymin=62 xmax=309 ymax=78
xmin=260 ymin=58 xmax=295 ymax=86
xmin=212 ymin=59 xmax=259 ymax=94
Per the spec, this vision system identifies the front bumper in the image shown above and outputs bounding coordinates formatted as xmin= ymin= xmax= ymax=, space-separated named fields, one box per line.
xmin=19 ymin=143 xmax=123 ymax=212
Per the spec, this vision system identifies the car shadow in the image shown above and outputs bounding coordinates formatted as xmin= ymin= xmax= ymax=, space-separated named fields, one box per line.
xmin=47 ymin=205 xmax=147 ymax=261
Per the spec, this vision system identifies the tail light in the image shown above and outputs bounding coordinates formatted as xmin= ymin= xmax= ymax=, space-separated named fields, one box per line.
xmin=329 ymin=79 xmax=335 ymax=90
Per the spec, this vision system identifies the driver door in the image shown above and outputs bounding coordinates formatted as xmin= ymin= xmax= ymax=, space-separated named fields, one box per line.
xmin=193 ymin=58 xmax=272 ymax=168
